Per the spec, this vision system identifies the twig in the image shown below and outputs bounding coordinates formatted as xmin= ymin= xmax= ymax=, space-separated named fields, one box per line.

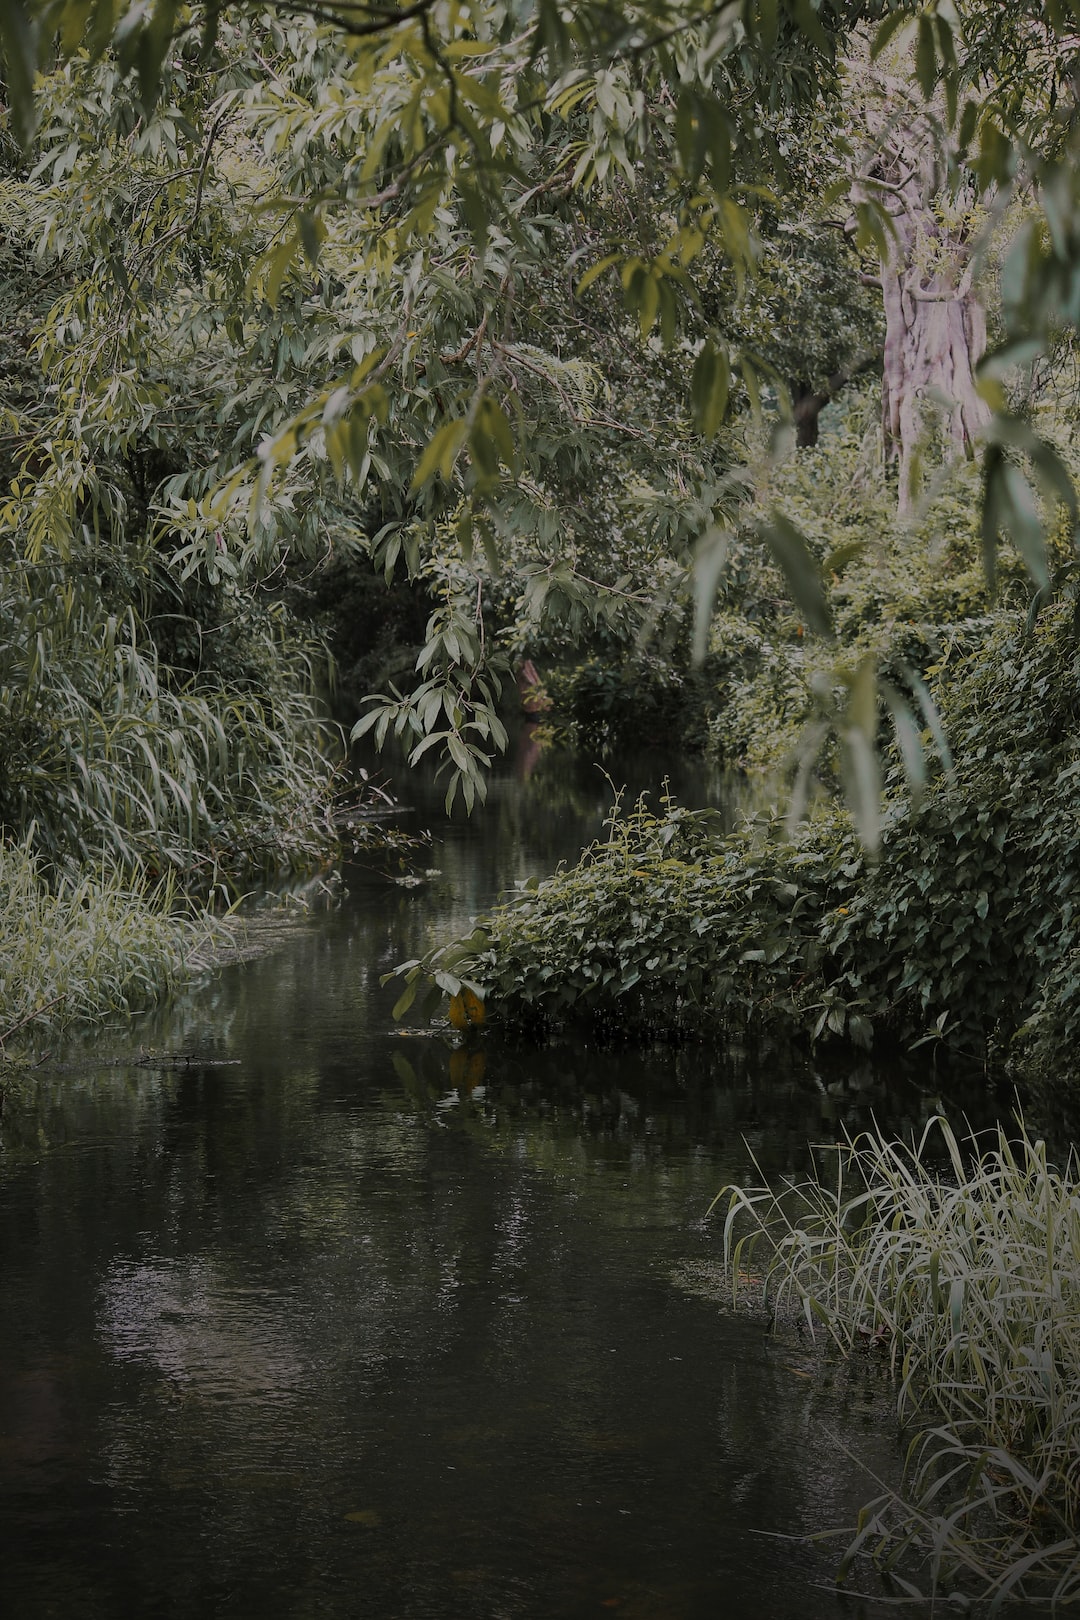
xmin=0 ymin=993 xmax=67 ymax=1048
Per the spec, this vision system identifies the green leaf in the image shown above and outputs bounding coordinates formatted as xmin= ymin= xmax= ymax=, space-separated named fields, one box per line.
xmin=637 ymin=272 xmax=660 ymax=338
xmin=823 ymin=540 xmax=868 ymax=576
xmin=392 ymin=976 xmax=419 ymax=1019
xmin=847 ymin=654 xmax=877 ymax=740
xmin=790 ymin=0 xmax=828 ymax=50
xmin=841 ymin=724 xmax=881 ymax=858
xmin=879 ymin=679 xmax=927 ymax=807
xmin=692 ymin=525 xmax=730 ymax=663
xmin=755 ymin=0 xmax=778 ymax=53
xmin=411 ymin=419 xmax=469 ymax=491
xmin=298 ymin=210 xmax=326 ymax=266
xmin=762 ymin=516 xmax=833 ymax=639
xmin=984 ymin=450 xmax=1049 ymax=592
xmin=957 ymin=98 xmax=979 ymax=152
xmin=261 ymin=238 xmax=299 ymax=310
xmin=691 ymin=340 xmax=730 ymax=439
xmin=575 ymin=253 xmax=621 ymax=297
xmin=870 ymin=8 xmax=913 ymax=60
xmin=915 ymin=14 xmax=936 ymax=100
xmin=0 ymin=0 xmax=40 ymax=146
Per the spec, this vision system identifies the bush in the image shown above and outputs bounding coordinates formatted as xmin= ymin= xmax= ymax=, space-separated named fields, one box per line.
xmin=544 ymin=650 xmax=716 ymax=755
xmin=394 ymin=605 xmax=1080 ymax=1076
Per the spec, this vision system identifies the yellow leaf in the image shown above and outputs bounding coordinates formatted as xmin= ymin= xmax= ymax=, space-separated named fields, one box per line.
xmin=448 ymin=988 xmax=485 ymax=1028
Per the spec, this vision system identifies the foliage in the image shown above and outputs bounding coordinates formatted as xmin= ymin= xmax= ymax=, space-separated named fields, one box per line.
xmin=2 ymin=0 xmax=1080 ymax=987
xmin=0 ymin=40 xmax=352 ymax=886
xmin=0 ymin=837 xmax=206 ymax=1048
xmin=699 ymin=393 xmax=1044 ymax=776
xmin=1010 ymin=947 xmax=1080 ymax=1095
xmin=720 ymin=1114 xmax=1080 ymax=1607
xmin=541 ymin=644 xmax=718 ymax=755
xmin=0 ymin=552 xmax=339 ymax=880
xmin=392 ymin=604 xmax=1080 ymax=1075
xmin=2 ymin=2 xmax=1078 ymax=841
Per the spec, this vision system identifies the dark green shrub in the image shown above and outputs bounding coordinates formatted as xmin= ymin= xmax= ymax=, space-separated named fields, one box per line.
xmin=545 ymin=651 xmax=716 ymax=755
xmin=396 ymin=607 xmax=1080 ymax=1078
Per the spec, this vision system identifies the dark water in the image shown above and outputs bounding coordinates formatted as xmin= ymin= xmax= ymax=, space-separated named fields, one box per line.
xmin=0 ymin=744 xmax=1009 ymax=1618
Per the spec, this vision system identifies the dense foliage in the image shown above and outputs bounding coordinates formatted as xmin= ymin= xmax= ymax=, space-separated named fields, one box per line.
xmin=4 ymin=0 xmax=1080 ymax=1055
xmin=395 ymin=602 xmax=1080 ymax=1084
xmin=5 ymin=0 xmax=1080 ymax=840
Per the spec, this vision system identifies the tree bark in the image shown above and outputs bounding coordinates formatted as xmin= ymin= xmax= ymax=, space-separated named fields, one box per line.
xmin=854 ymin=93 xmax=990 ymax=513
xmin=790 ymin=354 xmax=882 ymax=447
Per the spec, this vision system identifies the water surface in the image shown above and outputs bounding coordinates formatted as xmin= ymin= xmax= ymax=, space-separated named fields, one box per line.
xmin=0 ymin=746 xmax=1007 ymax=1618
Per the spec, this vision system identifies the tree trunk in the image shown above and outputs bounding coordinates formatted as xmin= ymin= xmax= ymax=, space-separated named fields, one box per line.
xmin=791 ymin=381 xmax=830 ymax=447
xmin=855 ymin=94 xmax=990 ymax=513
xmin=790 ymin=355 xmax=882 ymax=448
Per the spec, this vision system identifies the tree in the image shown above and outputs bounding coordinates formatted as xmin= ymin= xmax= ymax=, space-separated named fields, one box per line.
xmin=3 ymin=1 xmax=1080 ymax=845
xmin=848 ymin=51 xmax=990 ymax=511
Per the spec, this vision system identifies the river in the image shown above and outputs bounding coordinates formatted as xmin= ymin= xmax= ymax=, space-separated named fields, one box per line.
xmin=0 ymin=742 xmax=1012 ymax=1618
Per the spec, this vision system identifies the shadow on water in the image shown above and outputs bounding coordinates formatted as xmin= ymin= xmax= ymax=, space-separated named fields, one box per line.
xmin=0 ymin=744 xmax=1020 ymax=1618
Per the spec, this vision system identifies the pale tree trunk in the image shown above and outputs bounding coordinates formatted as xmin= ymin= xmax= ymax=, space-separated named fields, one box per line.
xmin=853 ymin=84 xmax=990 ymax=513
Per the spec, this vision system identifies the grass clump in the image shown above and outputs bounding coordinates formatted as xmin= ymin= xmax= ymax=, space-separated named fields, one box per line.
xmin=0 ymin=838 xmax=206 ymax=1051
xmin=719 ymin=1115 xmax=1080 ymax=1608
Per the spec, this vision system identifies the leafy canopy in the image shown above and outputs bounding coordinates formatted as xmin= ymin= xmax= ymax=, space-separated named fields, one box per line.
xmin=4 ymin=1 xmax=1080 ymax=835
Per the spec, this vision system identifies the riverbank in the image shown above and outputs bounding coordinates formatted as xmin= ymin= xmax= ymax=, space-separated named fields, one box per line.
xmin=398 ymin=606 xmax=1080 ymax=1094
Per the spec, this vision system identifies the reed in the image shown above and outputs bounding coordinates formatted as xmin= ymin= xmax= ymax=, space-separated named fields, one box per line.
xmin=0 ymin=837 xmax=209 ymax=1048
xmin=719 ymin=1115 xmax=1080 ymax=1607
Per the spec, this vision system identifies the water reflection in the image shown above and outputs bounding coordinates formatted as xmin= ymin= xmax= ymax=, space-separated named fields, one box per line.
xmin=0 ymin=752 xmax=1017 ymax=1618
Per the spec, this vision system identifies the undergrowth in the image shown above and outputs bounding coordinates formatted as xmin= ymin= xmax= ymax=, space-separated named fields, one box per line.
xmin=0 ymin=838 xmax=209 ymax=1052
xmin=390 ymin=605 xmax=1080 ymax=1083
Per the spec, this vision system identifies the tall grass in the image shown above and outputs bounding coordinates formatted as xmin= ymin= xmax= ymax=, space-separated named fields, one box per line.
xmin=719 ymin=1116 xmax=1080 ymax=1609
xmin=0 ymin=556 xmax=337 ymax=882
xmin=0 ymin=837 xmax=209 ymax=1048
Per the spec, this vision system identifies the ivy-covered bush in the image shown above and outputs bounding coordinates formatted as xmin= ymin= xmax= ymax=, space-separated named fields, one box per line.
xmin=396 ymin=606 xmax=1080 ymax=1085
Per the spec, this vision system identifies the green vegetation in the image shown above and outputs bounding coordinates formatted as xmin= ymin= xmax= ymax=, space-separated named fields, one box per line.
xmin=394 ymin=601 xmax=1080 ymax=1085
xmin=0 ymin=838 xmax=206 ymax=1051
xmin=4 ymin=3 xmax=1080 ymax=1602
xmin=720 ymin=1115 xmax=1080 ymax=1608
xmin=5 ymin=0 xmax=1080 ymax=839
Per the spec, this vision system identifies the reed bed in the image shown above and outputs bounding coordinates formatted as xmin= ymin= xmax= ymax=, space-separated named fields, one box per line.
xmin=719 ymin=1116 xmax=1080 ymax=1609
xmin=0 ymin=837 xmax=208 ymax=1047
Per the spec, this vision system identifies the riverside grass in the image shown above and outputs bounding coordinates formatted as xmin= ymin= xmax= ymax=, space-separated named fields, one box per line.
xmin=0 ymin=838 xmax=207 ymax=1050
xmin=719 ymin=1115 xmax=1080 ymax=1608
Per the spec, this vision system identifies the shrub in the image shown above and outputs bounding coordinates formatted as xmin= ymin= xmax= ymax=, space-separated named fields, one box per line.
xmin=392 ymin=605 xmax=1080 ymax=1076
xmin=544 ymin=650 xmax=716 ymax=755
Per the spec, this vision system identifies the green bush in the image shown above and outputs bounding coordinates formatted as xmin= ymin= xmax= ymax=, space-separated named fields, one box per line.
xmin=544 ymin=650 xmax=716 ymax=755
xmin=396 ymin=606 xmax=1080 ymax=1078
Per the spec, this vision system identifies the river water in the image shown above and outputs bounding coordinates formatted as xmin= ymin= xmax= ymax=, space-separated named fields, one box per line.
xmin=0 ymin=744 xmax=1010 ymax=1618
